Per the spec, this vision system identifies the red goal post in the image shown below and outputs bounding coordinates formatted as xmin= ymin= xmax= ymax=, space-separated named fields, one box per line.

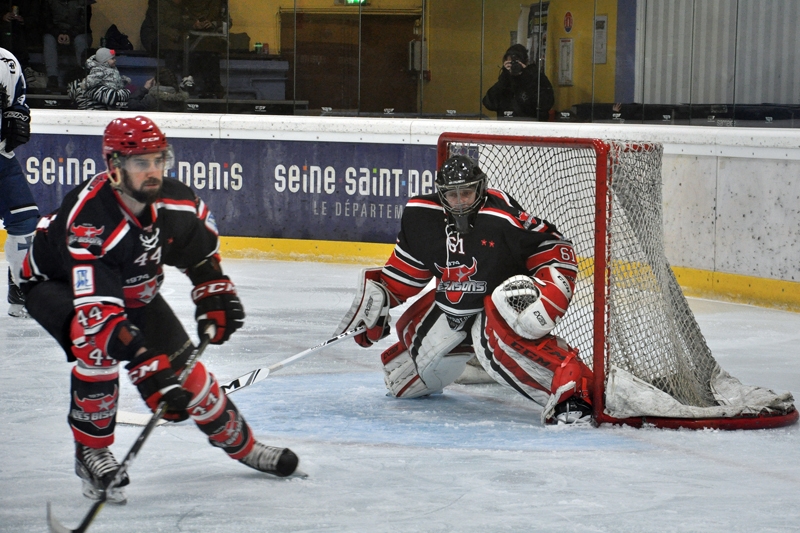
xmin=437 ymin=132 xmax=798 ymax=430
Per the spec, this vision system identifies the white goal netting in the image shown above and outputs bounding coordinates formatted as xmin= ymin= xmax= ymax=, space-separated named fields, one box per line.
xmin=444 ymin=134 xmax=795 ymax=427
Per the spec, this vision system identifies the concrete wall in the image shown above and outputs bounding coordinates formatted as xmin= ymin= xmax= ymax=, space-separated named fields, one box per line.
xmin=28 ymin=110 xmax=800 ymax=309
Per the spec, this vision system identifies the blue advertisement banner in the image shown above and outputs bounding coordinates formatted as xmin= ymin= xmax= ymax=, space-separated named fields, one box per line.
xmin=16 ymin=134 xmax=439 ymax=244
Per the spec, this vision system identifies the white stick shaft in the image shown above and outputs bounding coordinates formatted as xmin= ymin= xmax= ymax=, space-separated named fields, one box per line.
xmin=219 ymin=326 xmax=366 ymax=395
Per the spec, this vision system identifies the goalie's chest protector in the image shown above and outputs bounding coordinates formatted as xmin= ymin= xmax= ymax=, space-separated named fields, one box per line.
xmin=399 ymin=192 xmax=560 ymax=317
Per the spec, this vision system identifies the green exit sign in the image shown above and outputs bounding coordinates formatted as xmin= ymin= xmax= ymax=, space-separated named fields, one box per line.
xmin=345 ymin=0 xmax=368 ymax=4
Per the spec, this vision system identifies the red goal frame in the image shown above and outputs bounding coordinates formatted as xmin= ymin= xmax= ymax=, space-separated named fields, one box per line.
xmin=438 ymin=131 xmax=798 ymax=430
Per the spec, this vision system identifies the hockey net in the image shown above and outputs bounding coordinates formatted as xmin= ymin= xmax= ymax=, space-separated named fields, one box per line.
xmin=439 ymin=132 xmax=797 ymax=429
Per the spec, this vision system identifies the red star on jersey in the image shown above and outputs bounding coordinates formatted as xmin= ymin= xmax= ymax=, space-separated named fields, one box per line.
xmin=489 ymin=241 xmax=495 ymax=247
xmin=481 ymin=239 xmax=487 ymax=246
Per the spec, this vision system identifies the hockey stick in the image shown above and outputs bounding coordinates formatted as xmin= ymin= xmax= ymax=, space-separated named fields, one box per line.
xmin=47 ymin=332 xmax=213 ymax=533
xmin=219 ymin=325 xmax=367 ymax=395
xmin=115 ymin=325 xmax=366 ymax=426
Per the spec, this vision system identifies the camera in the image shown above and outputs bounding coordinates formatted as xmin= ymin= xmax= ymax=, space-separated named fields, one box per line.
xmin=508 ymin=54 xmax=524 ymax=75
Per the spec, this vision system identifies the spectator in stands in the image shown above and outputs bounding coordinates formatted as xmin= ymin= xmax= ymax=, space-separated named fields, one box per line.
xmin=483 ymin=44 xmax=554 ymax=121
xmin=1 ymin=0 xmax=41 ymax=73
xmin=81 ymin=47 xmax=130 ymax=110
xmin=140 ymin=0 xmax=226 ymax=99
xmin=41 ymin=0 xmax=92 ymax=90
xmin=127 ymin=67 xmax=188 ymax=112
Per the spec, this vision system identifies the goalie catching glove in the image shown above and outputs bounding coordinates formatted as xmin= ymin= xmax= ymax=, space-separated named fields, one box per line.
xmin=491 ymin=266 xmax=573 ymax=340
xmin=188 ymin=257 xmax=245 ymax=344
xmin=126 ymin=349 xmax=192 ymax=412
xmin=335 ymin=267 xmax=392 ymax=347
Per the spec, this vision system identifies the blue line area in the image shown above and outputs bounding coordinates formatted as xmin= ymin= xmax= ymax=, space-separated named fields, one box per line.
xmin=234 ymin=372 xmax=645 ymax=452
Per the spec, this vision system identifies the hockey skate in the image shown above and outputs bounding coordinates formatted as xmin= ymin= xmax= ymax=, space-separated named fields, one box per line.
xmin=75 ymin=443 xmax=129 ymax=504
xmin=7 ymin=269 xmax=28 ymax=318
xmin=239 ymin=442 xmax=298 ymax=477
xmin=548 ymin=398 xmax=593 ymax=426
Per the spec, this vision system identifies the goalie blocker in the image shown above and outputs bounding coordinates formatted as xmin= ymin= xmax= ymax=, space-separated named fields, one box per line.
xmin=334 ymin=267 xmax=393 ymax=347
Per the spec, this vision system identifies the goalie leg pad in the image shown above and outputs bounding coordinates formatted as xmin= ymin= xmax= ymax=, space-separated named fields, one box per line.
xmin=414 ymin=312 xmax=471 ymax=393
xmin=478 ymin=298 xmax=593 ymax=422
xmin=381 ymin=342 xmax=433 ymax=398
xmin=381 ymin=296 xmax=474 ymax=397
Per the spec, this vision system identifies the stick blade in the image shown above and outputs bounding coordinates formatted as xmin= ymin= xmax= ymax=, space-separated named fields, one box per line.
xmin=47 ymin=502 xmax=75 ymax=533
xmin=116 ymin=410 xmax=168 ymax=427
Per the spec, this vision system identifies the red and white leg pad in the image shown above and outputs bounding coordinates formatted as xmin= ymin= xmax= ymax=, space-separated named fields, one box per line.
xmin=381 ymin=342 xmax=431 ymax=398
xmin=477 ymin=297 xmax=593 ymax=423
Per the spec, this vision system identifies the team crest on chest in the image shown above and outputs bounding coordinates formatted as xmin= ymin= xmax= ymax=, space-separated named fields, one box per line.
xmin=434 ymin=258 xmax=487 ymax=304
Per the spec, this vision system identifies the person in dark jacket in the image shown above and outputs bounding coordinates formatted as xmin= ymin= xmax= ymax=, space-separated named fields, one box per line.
xmin=127 ymin=67 xmax=189 ymax=112
xmin=41 ymin=0 xmax=92 ymax=89
xmin=140 ymin=0 xmax=226 ymax=98
xmin=1 ymin=0 xmax=42 ymax=72
xmin=482 ymin=44 xmax=554 ymax=121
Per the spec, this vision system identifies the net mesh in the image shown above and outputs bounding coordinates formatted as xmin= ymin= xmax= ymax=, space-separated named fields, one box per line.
xmin=447 ymin=138 xmax=720 ymax=410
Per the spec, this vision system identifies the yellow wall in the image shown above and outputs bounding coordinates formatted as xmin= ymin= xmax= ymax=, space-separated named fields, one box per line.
xmin=422 ymin=0 xmax=484 ymax=115
xmin=90 ymin=0 xmax=617 ymax=113
xmin=92 ymin=0 xmax=421 ymax=55
xmin=546 ymin=0 xmax=617 ymax=112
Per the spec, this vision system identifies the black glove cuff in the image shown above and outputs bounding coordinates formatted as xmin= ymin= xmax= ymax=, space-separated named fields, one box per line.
xmin=187 ymin=255 xmax=224 ymax=285
xmin=108 ymin=322 xmax=147 ymax=362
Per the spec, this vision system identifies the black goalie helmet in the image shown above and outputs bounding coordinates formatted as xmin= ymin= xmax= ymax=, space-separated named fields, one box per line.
xmin=435 ymin=155 xmax=488 ymax=218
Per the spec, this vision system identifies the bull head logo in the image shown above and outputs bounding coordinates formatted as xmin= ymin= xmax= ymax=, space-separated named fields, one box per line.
xmin=70 ymin=224 xmax=105 ymax=239
xmin=435 ymin=258 xmax=478 ymax=304
xmin=73 ymin=386 xmax=118 ymax=429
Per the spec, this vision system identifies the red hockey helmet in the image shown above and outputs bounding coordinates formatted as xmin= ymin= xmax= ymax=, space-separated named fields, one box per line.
xmin=102 ymin=115 xmax=170 ymax=163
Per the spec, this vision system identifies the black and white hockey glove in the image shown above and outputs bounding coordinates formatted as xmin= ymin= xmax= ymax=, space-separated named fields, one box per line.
xmin=335 ymin=267 xmax=392 ymax=348
xmin=126 ymin=349 xmax=192 ymax=413
xmin=2 ymin=106 xmax=30 ymax=151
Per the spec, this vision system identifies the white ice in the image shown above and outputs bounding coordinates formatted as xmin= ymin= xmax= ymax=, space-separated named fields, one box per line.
xmin=1 ymin=259 xmax=799 ymax=533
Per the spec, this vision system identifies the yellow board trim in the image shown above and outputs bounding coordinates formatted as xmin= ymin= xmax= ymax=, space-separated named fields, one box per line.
xmin=218 ymin=235 xmax=393 ymax=266
xmin=673 ymin=266 xmax=800 ymax=313
xmin=2 ymin=230 xmax=797 ymax=312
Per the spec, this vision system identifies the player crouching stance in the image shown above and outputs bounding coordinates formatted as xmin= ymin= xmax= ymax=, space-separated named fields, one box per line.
xmin=21 ymin=116 xmax=297 ymax=504
xmin=336 ymin=155 xmax=593 ymax=425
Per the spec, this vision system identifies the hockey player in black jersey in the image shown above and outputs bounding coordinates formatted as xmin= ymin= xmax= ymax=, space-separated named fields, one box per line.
xmin=21 ymin=116 xmax=297 ymax=504
xmin=336 ymin=155 xmax=594 ymax=425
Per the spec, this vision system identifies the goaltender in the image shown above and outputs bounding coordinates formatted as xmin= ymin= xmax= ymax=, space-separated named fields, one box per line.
xmin=335 ymin=155 xmax=594 ymax=425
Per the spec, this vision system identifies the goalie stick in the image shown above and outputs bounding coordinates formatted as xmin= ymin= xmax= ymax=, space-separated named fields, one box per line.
xmin=47 ymin=332 xmax=213 ymax=533
xmin=116 ymin=325 xmax=367 ymax=426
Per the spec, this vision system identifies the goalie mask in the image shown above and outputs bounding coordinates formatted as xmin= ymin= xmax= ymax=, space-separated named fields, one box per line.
xmin=436 ymin=155 xmax=488 ymax=234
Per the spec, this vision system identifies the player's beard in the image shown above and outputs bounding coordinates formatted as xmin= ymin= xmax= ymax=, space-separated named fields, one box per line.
xmin=122 ymin=172 xmax=162 ymax=204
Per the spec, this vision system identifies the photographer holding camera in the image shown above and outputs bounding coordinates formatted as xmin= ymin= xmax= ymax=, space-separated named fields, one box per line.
xmin=483 ymin=44 xmax=554 ymax=121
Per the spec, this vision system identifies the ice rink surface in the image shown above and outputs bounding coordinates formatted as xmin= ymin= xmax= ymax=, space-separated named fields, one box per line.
xmin=2 ymin=259 xmax=799 ymax=533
